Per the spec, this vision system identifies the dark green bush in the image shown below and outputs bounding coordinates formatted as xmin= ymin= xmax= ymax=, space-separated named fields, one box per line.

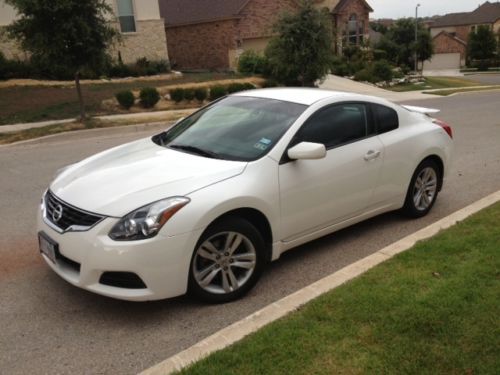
xmin=238 ymin=50 xmax=268 ymax=74
xmin=262 ymin=79 xmax=278 ymax=88
xmin=184 ymin=88 xmax=195 ymax=101
xmin=140 ymin=87 xmax=160 ymax=108
xmin=354 ymin=68 xmax=380 ymax=83
xmin=115 ymin=90 xmax=135 ymax=109
xmin=372 ymin=60 xmax=393 ymax=81
xmin=227 ymin=82 xmax=246 ymax=93
xmin=242 ymin=82 xmax=255 ymax=90
xmin=169 ymin=88 xmax=184 ymax=103
xmin=194 ymin=88 xmax=208 ymax=102
xmin=209 ymin=85 xmax=227 ymax=101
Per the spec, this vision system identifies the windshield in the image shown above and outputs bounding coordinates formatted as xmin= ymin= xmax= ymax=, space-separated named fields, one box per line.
xmin=154 ymin=96 xmax=306 ymax=161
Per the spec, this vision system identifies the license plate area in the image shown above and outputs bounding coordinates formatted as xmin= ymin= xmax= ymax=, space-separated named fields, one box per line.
xmin=38 ymin=231 xmax=59 ymax=264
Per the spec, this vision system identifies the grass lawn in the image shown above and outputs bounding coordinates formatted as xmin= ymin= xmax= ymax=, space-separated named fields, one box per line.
xmin=181 ymin=202 xmax=500 ymax=375
xmin=0 ymin=109 xmax=193 ymax=144
xmin=0 ymin=72 xmax=242 ymax=125
xmin=423 ymin=86 xmax=500 ymax=96
xmin=388 ymin=76 xmax=484 ymax=92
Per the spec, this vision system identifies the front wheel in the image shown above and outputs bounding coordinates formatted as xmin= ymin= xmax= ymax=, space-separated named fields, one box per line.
xmin=402 ymin=159 xmax=440 ymax=218
xmin=188 ymin=217 xmax=266 ymax=303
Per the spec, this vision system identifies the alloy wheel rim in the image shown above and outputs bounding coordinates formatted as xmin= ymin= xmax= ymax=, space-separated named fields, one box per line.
xmin=193 ymin=231 xmax=256 ymax=294
xmin=412 ymin=167 xmax=437 ymax=211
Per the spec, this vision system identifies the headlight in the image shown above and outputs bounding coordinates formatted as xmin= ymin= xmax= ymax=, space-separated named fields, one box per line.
xmin=109 ymin=197 xmax=190 ymax=241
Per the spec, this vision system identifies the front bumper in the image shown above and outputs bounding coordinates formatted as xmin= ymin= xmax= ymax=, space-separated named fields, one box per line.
xmin=37 ymin=210 xmax=204 ymax=301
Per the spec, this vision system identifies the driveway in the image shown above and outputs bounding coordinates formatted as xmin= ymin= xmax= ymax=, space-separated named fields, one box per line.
xmin=319 ymin=74 xmax=435 ymax=101
xmin=1 ymin=91 xmax=499 ymax=374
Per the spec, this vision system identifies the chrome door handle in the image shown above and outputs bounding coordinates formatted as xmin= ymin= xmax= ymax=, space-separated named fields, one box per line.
xmin=364 ymin=150 xmax=381 ymax=161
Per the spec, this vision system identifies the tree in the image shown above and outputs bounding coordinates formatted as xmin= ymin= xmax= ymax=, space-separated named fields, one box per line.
xmin=265 ymin=1 xmax=334 ymax=86
xmin=467 ymin=25 xmax=497 ymax=61
xmin=6 ymin=0 xmax=117 ymax=120
xmin=375 ymin=18 xmax=433 ymax=70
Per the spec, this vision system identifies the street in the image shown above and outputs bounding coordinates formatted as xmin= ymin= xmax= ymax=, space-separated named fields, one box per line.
xmin=1 ymin=91 xmax=499 ymax=374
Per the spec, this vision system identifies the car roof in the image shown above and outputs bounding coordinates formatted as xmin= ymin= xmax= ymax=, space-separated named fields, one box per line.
xmin=233 ymin=88 xmax=365 ymax=106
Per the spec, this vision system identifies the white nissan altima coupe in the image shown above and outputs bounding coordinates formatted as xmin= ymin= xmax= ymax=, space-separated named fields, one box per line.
xmin=37 ymin=88 xmax=453 ymax=303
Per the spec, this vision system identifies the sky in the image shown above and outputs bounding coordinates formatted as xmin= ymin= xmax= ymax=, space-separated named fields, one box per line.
xmin=368 ymin=0 xmax=487 ymax=19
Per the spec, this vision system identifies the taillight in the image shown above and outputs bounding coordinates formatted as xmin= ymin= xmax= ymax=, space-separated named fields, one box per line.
xmin=433 ymin=118 xmax=453 ymax=139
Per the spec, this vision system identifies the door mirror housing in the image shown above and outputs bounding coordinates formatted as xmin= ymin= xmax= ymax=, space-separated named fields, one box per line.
xmin=287 ymin=142 xmax=326 ymax=160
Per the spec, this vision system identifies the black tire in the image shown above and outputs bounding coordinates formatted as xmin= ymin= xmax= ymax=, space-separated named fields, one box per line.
xmin=402 ymin=159 xmax=440 ymax=218
xmin=188 ymin=217 xmax=266 ymax=303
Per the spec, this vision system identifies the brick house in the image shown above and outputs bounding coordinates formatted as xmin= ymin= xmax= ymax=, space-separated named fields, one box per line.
xmin=425 ymin=1 xmax=500 ymax=70
xmin=0 ymin=0 xmax=169 ymax=64
xmin=159 ymin=0 xmax=373 ymax=71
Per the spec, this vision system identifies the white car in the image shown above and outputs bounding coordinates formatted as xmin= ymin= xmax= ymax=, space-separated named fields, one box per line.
xmin=37 ymin=88 xmax=453 ymax=303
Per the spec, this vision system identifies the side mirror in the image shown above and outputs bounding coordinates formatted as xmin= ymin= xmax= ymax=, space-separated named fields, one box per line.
xmin=287 ymin=142 xmax=326 ymax=160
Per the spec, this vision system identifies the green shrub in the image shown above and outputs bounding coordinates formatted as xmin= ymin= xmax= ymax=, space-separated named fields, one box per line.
xmin=209 ymin=85 xmax=227 ymax=100
xmin=184 ymin=88 xmax=195 ymax=101
xmin=238 ymin=50 xmax=268 ymax=74
xmin=194 ymin=87 xmax=208 ymax=102
xmin=0 ymin=52 xmax=7 ymax=80
xmin=169 ymin=88 xmax=184 ymax=103
xmin=242 ymin=82 xmax=255 ymax=90
xmin=372 ymin=60 xmax=393 ymax=81
xmin=262 ymin=79 xmax=278 ymax=88
xmin=115 ymin=90 xmax=135 ymax=109
xmin=227 ymin=82 xmax=246 ymax=93
xmin=140 ymin=87 xmax=160 ymax=108
xmin=354 ymin=68 xmax=378 ymax=83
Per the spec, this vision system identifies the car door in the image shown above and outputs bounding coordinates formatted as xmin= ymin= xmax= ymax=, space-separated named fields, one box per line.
xmin=278 ymin=102 xmax=384 ymax=241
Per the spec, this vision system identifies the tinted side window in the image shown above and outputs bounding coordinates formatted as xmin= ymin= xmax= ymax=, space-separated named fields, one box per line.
xmin=298 ymin=104 xmax=368 ymax=149
xmin=373 ymin=104 xmax=399 ymax=134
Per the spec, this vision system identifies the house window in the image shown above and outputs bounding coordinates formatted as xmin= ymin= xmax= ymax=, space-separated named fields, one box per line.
xmin=345 ymin=14 xmax=364 ymax=46
xmin=116 ymin=0 xmax=136 ymax=33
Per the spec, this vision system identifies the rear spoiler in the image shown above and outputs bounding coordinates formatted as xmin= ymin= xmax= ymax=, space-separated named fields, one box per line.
xmin=402 ymin=105 xmax=440 ymax=115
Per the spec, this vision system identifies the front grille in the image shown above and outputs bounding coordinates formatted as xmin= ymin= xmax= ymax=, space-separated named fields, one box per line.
xmin=45 ymin=190 xmax=104 ymax=232
xmin=99 ymin=272 xmax=147 ymax=289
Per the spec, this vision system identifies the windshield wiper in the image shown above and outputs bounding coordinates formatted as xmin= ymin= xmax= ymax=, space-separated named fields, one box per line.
xmin=168 ymin=144 xmax=221 ymax=159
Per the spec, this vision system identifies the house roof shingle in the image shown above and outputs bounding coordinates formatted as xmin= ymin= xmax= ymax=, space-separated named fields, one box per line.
xmin=332 ymin=0 xmax=373 ymax=14
xmin=159 ymin=0 xmax=250 ymax=26
xmin=431 ymin=1 xmax=500 ymax=28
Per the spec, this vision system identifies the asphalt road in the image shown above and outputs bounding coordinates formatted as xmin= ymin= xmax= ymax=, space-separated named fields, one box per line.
xmin=1 ymin=91 xmax=499 ymax=374
xmin=462 ymin=73 xmax=500 ymax=85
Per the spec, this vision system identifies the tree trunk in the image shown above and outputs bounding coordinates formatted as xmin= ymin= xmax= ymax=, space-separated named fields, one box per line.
xmin=75 ymin=71 xmax=86 ymax=121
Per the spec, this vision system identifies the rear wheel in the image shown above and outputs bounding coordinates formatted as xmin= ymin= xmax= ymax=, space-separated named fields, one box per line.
xmin=188 ymin=217 xmax=266 ymax=303
xmin=402 ymin=159 xmax=440 ymax=218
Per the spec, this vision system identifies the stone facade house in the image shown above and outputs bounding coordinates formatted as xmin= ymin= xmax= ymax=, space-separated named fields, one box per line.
xmin=159 ymin=0 xmax=373 ymax=71
xmin=425 ymin=1 xmax=500 ymax=69
xmin=0 ymin=0 xmax=169 ymax=64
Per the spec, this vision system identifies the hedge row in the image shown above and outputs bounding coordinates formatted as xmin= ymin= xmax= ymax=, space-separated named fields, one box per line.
xmin=169 ymin=82 xmax=256 ymax=103
xmin=115 ymin=87 xmax=161 ymax=109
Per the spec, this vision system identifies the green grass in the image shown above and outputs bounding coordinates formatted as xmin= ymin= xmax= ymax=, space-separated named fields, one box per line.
xmin=181 ymin=203 xmax=500 ymax=375
xmin=388 ymin=76 xmax=483 ymax=92
xmin=0 ymin=72 xmax=243 ymax=125
xmin=423 ymin=86 xmax=500 ymax=96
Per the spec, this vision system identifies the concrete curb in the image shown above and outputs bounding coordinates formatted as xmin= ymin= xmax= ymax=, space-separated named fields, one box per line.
xmin=140 ymin=189 xmax=500 ymax=375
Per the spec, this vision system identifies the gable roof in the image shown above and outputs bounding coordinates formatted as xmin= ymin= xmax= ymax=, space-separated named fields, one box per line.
xmin=431 ymin=1 xmax=500 ymax=28
xmin=159 ymin=0 xmax=250 ymax=26
xmin=433 ymin=31 xmax=467 ymax=46
xmin=332 ymin=0 xmax=373 ymax=14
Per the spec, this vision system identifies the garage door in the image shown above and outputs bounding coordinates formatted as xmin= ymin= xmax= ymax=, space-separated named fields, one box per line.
xmin=423 ymin=53 xmax=461 ymax=70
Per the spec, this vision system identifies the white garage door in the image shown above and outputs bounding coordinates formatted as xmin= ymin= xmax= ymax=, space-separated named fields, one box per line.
xmin=423 ymin=53 xmax=461 ymax=70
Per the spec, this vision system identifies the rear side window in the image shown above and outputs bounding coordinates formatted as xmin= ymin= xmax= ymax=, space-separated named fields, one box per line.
xmin=372 ymin=104 xmax=399 ymax=134
xmin=297 ymin=103 xmax=369 ymax=149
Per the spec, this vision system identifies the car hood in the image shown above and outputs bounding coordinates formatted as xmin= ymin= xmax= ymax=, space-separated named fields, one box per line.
xmin=50 ymin=138 xmax=247 ymax=217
